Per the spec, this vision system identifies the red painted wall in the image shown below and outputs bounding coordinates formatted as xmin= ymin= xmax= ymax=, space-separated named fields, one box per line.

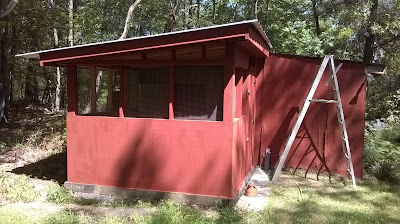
xmin=67 ymin=116 xmax=237 ymax=198
xmin=257 ymin=54 xmax=366 ymax=177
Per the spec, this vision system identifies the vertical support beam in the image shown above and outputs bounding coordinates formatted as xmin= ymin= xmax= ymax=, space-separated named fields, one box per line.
xmin=235 ymin=68 xmax=243 ymax=117
xmin=169 ymin=66 xmax=174 ymax=120
xmin=67 ymin=64 xmax=78 ymax=115
xmin=119 ymin=67 xmax=126 ymax=118
xmin=107 ymin=69 xmax=113 ymax=112
xmin=223 ymin=42 xmax=235 ymax=122
xmin=90 ymin=67 xmax=97 ymax=113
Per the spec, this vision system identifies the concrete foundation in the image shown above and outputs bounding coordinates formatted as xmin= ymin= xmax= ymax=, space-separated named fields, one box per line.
xmin=64 ymin=166 xmax=256 ymax=206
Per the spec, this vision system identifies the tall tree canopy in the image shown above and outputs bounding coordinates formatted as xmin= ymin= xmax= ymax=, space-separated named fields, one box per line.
xmin=0 ymin=0 xmax=398 ymax=120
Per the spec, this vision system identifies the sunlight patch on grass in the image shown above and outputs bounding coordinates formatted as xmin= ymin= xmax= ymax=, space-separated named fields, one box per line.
xmin=0 ymin=174 xmax=40 ymax=202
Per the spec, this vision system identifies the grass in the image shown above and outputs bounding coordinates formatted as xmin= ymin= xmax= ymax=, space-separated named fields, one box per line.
xmin=1 ymin=106 xmax=399 ymax=223
xmin=0 ymin=174 xmax=40 ymax=202
xmin=1 ymin=173 xmax=398 ymax=224
xmin=46 ymin=182 xmax=74 ymax=204
xmin=247 ymin=174 xmax=400 ymax=224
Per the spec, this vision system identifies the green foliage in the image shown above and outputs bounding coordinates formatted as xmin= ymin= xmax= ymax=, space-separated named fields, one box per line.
xmin=0 ymin=174 xmax=40 ymax=202
xmin=144 ymin=200 xmax=212 ymax=224
xmin=46 ymin=182 xmax=74 ymax=204
xmin=0 ymin=208 xmax=32 ymax=224
xmin=364 ymin=123 xmax=400 ymax=182
xmin=248 ymin=175 xmax=400 ymax=224
xmin=43 ymin=211 xmax=80 ymax=224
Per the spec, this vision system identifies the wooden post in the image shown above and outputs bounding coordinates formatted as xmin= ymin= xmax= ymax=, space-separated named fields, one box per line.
xmin=223 ymin=42 xmax=235 ymax=122
xmin=235 ymin=68 xmax=243 ymax=117
xmin=169 ymin=66 xmax=174 ymax=120
xmin=90 ymin=67 xmax=97 ymax=113
xmin=67 ymin=64 xmax=78 ymax=115
xmin=119 ymin=67 xmax=126 ymax=118
xmin=107 ymin=69 xmax=113 ymax=112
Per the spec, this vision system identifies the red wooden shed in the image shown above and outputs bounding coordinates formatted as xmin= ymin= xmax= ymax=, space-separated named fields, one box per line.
xmin=17 ymin=20 xmax=383 ymax=203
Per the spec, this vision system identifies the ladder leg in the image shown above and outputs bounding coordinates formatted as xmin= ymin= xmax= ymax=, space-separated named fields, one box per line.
xmin=271 ymin=55 xmax=331 ymax=182
xmin=329 ymin=57 xmax=357 ymax=188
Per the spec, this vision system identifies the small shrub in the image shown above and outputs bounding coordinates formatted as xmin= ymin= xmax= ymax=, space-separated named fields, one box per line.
xmin=0 ymin=174 xmax=40 ymax=202
xmin=46 ymin=182 xmax=74 ymax=204
xmin=364 ymin=123 xmax=400 ymax=182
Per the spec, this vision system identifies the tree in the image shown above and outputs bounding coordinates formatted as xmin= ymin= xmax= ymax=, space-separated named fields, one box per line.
xmin=164 ymin=0 xmax=179 ymax=32
xmin=363 ymin=0 xmax=378 ymax=64
xmin=0 ymin=0 xmax=17 ymax=19
xmin=120 ymin=0 xmax=142 ymax=39
xmin=68 ymin=0 xmax=74 ymax=46
xmin=50 ymin=0 xmax=61 ymax=112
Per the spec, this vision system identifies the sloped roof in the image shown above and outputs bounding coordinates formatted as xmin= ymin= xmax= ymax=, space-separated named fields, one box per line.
xmin=16 ymin=20 xmax=271 ymax=61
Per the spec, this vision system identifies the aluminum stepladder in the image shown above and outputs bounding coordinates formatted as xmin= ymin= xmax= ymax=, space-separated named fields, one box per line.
xmin=271 ymin=55 xmax=357 ymax=188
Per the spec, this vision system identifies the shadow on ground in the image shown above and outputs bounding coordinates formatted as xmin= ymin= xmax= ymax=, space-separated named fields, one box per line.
xmin=11 ymin=151 xmax=67 ymax=184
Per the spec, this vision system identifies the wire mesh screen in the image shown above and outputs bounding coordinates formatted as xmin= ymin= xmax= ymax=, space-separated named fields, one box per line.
xmin=175 ymin=66 xmax=223 ymax=121
xmin=126 ymin=68 xmax=169 ymax=119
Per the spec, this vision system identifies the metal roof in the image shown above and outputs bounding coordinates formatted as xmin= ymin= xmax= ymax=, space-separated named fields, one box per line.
xmin=16 ymin=20 xmax=272 ymax=59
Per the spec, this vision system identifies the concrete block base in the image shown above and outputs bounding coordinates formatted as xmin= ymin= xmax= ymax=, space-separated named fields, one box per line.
xmin=64 ymin=167 xmax=256 ymax=206
xmin=64 ymin=182 xmax=230 ymax=206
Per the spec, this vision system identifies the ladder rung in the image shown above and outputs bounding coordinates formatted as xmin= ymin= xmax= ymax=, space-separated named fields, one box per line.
xmin=309 ymin=99 xmax=339 ymax=103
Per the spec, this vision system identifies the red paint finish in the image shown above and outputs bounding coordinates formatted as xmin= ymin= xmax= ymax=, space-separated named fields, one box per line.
xmin=169 ymin=66 xmax=174 ymax=120
xmin=223 ymin=42 xmax=235 ymax=122
xmin=40 ymin=34 xmax=247 ymax=66
xmin=37 ymin=22 xmax=371 ymax=201
xmin=67 ymin=116 xmax=235 ymax=198
xmin=119 ymin=67 xmax=126 ymax=118
xmin=66 ymin=64 xmax=78 ymax=115
xmin=257 ymin=54 xmax=366 ymax=177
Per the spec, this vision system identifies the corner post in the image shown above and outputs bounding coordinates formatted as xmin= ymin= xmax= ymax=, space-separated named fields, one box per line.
xmin=169 ymin=65 xmax=174 ymax=120
xmin=223 ymin=42 xmax=235 ymax=122
xmin=67 ymin=64 xmax=78 ymax=115
xmin=119 ymin=67 xmax=126 ymax=118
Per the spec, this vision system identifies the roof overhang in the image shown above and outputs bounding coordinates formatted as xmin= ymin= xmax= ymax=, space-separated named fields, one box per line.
xmin=16 ymin=20 xmax=271 ymax=67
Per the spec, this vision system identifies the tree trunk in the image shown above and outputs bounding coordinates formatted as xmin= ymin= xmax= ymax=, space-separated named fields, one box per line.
xmin=120 ymin=0 xmax=142 ymax=39
xmin=51 ymin=0 xmax=61 ymax=112
xmin=164 ymin=0 xmax=179 ymax=32
xmin=8 ymin=18 xmax=16 ymax=107
xmin=0 ymin=0 xmax=17 ymax=20
xmin=83 ymin=70 xmax=102 ymax=114
xmin=0 ymin=22 xmax=10 ymax=117
xmin=254 ymin=0 xmax=258 ymax=19
xmin=68 ymin=0 xmax=74 ymax=46
xmin=311 ymin=0 xmax=321 ymax=36
xmin=363 ymin=0 xmax=378 ymax=64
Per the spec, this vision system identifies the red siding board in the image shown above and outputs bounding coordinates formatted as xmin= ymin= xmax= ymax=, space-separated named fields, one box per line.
xmin=257 ymin=55 xmax=366 ymax=177
xmin=67 ymin=116 xmax=234 ymax=198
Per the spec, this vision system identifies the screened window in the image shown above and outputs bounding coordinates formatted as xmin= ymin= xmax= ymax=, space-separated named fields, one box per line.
xmin=77 ymin=68 xmax=119 ymax=116
xmin=174 ymin=66 xmax=223 ymax=121
xmin=126 ymin=68 xmax=169 ymax=119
